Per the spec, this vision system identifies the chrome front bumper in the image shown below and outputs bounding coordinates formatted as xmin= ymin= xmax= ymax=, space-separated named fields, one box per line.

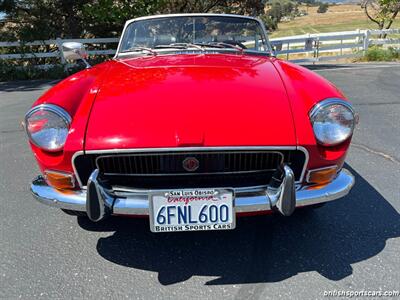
xmin=30 ymin=168 xmax=355 ymax=218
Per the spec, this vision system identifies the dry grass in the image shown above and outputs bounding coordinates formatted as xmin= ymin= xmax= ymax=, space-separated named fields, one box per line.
xmin=269 ymin=4 xmax=400 ymax=38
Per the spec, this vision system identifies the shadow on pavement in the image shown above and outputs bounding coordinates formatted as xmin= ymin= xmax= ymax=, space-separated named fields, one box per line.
xmin=303 ymin=64 xmax=355 ymax=70
xmin=0 ymin=80 xmax=59 ymax=93
xmin=77 ymin=165 xmax=400 ymax=285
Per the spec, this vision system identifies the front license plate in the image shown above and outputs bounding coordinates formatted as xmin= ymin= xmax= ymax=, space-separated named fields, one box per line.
xmin=149 ymin=189 xmax=235 ymax=233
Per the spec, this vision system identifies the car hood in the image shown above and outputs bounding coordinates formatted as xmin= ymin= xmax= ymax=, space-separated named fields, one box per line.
xmin=84 ymin=54 xmax=297 ymax=150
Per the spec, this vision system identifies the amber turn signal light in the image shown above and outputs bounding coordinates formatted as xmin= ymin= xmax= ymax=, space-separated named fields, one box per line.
xmin=44 ymin=170 xmax=75 ymax=190
xmin=306 ymin=166 xmax=337 ymax=185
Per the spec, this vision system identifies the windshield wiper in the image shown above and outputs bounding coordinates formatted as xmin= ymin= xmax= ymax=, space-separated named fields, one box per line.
xmin=123 ymin=42 xmax=263 ymax=56
xmin=194 ymin=42 xmax=244 ymax=54
xmin=121 ymin=47 xmax=157 ymax=56
xmin=154 ymin=43 xmax=204 ymax=51
xmin=154 ymin=42 xmax=243 ymax=53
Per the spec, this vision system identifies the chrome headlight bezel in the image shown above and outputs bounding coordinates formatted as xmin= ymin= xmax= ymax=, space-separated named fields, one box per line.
xmin=309 ymin=98 xmax=356 ymax=146
xmin=24 ymin=104 xmax=71 ymax=152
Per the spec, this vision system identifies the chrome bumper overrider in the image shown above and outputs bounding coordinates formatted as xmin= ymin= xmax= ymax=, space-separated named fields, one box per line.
xmin=30 ymin=167 xmax=354 ymax=220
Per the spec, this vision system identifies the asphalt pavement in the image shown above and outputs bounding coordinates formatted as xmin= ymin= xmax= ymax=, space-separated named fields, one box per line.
xmin=0 ymin=63 xmax=399 ymax=299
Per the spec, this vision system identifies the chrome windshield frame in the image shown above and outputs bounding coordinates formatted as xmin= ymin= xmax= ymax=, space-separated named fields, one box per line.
xmin=115 ymin=13 xmax=273 ymax=58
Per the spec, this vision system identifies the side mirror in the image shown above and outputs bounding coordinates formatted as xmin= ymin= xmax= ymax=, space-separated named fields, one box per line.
xmin=62 ymin=42 xmax=91 ymax=68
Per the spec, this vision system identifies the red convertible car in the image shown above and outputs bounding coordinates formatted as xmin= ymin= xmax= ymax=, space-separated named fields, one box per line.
xmin=25 ymin=14 xmax=356 ymax=232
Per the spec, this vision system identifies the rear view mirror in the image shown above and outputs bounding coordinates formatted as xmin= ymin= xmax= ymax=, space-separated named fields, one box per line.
xmin=183 ymin=22 xmax=206 ymax=33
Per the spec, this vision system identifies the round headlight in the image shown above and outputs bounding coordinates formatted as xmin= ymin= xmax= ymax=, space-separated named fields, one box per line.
xmin=309 ymin=99 xmax=356 ymax=146
xmin=24 ymin=104 xmax=71 ymax=152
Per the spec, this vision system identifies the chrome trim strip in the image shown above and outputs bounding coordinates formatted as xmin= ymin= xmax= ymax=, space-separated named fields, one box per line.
xmin=116 ymin=49 xmax=267 ymax=58
xmin=30 ymin=169 xmax=355 ymax=215
xmin=127 ymin=13 xmax=262 ymax=24
xmin=95 ymin=149 xmax=284 ymax=156
xmin=112 ymin=184 xmax=269 ymax=194
xmin=101 ymin=169 xmax=278 ymax=177
xmin=116 ymin=49 xmax=273 ymax=60
xmin=85 ymin=146 xmax=297 ymax=154
xmin=297 ymin=146 xmax=309 ymax=184
xmin=25 ymin=104 xmax=72 ymax=125
xmin=71 ymin=150 xmax=85 ymax=188
xmin=309 ymin=98 xmax=355 ymax=119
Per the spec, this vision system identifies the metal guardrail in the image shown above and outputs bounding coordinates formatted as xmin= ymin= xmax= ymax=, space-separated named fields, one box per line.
xmin=0 ymin=29 xmax=399 ymax=65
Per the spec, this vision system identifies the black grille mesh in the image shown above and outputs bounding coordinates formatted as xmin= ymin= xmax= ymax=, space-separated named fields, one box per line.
xmin=74 ymin=150 xmax=306 ymax=189
xmin=96 ymin=151 xmax=283 ymax=175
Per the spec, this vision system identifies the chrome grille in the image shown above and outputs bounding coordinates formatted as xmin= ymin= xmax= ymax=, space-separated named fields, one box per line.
xmin=73 ymin=149 xmax=307 ymax=188
xmin=95 ymin=151 xmax=283 ymax=176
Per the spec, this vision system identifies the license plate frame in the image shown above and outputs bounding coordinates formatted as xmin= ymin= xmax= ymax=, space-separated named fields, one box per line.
xmin=149 ymin=188 xmax=235 ymax=233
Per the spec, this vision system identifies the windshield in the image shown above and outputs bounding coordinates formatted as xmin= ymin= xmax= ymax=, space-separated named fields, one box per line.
xmin=118 ymin=15 xmax=270 ymax=55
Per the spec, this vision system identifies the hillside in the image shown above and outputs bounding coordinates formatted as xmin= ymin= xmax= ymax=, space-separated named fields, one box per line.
xmin=269 ymin=4 xmax=400 ymax=38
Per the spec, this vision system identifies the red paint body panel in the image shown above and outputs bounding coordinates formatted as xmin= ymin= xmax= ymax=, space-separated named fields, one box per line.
xmin=85 ymin=54 xmax=297 ymax=150
xmin=271 ymin=59 xmax=350 ymax=170
xmin=27 ymin=54 xmax=353 ymax=186
xmin=28 ymin=62 xmax=112 ymax=178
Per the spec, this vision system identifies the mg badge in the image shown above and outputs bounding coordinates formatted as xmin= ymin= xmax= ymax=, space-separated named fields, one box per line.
xmin=182 ymin=157 xmax=199 ymax=172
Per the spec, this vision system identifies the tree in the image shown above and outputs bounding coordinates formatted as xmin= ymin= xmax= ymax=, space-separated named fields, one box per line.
xmin=0 ymin=0 xmax=95 ymax=40
xmin=159 ymin=0 xmax=267 ymax=16
xmin=317 ymin=3 xmax=329 ymax=13
xmin=260 ymin=0 xmax=299 ymax=31
xmin=0 ymin=0 xmax=167 ymax=39
xmin=268 ymin=2 xmax=283 ymax=22
xmin=259 ymin=14 xmax=278 ymax=31
xmin=0 ymin=0 xmax=269 ymax=40
xmin=82 ymin=0 xmax=165 ymax=37
xmin=83 ymin=0 xmax=268 ymax=37
xmin=362 ymin=0 xmax=400 ymax=31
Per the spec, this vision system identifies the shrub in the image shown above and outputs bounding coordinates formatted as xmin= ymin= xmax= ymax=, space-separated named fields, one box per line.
xmin=0 ymin=56 xmax=107 ymax=82
xmin=363 ymin=46 xmax=400 ymax=61
xmin=317 ymin=3 xmax=329 ymax=13
xmin=259 ymin=14 xmax=278 ymax=31
xmin=0 ymin=61 xmax=83 ymax=82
